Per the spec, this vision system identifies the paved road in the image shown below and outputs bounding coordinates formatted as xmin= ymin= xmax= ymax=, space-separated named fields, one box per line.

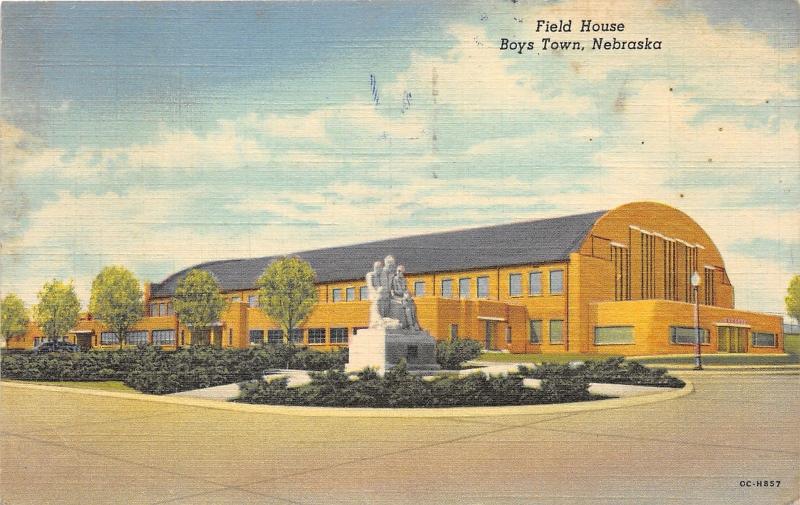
xmin=1 ymin=374 xmax=798 ymax=505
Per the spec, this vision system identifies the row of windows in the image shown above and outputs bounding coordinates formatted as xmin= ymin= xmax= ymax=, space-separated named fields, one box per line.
xmin=524 ymin=324 xmax=776 ymax=347
xmin=507 ymin=270 xmax=563 ymax=297
xmin=527 ymin=319 xmax=564 ymax=344
xmin=332 ymin=286 xmax=370 ymax=303
xmin=151 ymin=276 xmax=560 ymax=311
xmin=228 ymin=295 xmax=260 ymax=307
xmin=588 ymin=326 xmax=775 ymax=347
xmin=100 ymin=330 xmax=175 ymax=345
xmin=327 ymin=270 xmax=565 ymax=303
xmin=149 ymin=302 xmax=174 ymax=317
xmin=248 ymin=327 xmax=354 ymax=345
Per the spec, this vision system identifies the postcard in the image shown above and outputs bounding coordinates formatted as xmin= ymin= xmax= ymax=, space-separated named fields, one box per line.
xmin=1 ymin=1 xmax=798 ymax=504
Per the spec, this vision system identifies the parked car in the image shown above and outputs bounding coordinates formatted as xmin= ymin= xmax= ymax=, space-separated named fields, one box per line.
xmin=32 ymin=340 xmax=81 ymax=353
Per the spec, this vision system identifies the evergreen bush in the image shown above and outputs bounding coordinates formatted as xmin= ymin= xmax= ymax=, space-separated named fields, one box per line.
xmin=435 ymin=338 xmax=482 ymax=369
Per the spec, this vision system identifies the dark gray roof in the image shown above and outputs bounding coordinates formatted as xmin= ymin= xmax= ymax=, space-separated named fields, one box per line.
xmin=150 ymin=210 xmax=607 ymax=298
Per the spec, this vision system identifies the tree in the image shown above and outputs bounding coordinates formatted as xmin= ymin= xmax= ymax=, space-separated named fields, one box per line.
xmin=89 ymin=266 xmax=144 ymax=349
xmin=787 ymin=275 xmax=800 ymax=323
xmin=172 ymin=269 xmax=227 ymax=347
xmin=33 ymin=280 xmax=81 ymax=342
xmin=257 ymin=257 xmax=318 ymax=344
xmin=1 ymin=294 xmax=29 ymax=343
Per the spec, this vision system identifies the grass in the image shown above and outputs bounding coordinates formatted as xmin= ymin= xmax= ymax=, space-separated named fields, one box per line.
xmin=10 ymin=380 xmax=140 ymax=394
xmin=633 ymin=353 xmax=799 ymax=366
xmin=478 ymin=351 xmax=799 ymax=366
xmin=784 ymin=334 xmax=800 ymax=355
xmin=477 ymin=352 xmax=622 ymax=364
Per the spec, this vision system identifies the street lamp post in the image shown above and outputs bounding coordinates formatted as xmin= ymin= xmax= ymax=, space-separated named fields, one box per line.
xmin=691 ymin=271 xmax=703 ymax=371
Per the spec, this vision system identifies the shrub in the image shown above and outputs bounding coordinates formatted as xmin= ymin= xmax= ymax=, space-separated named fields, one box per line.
xmin=517 ymin=357 xmax=684 ymax=388
xmin=289 ymin=347 xmax=348 ymax=371
xmin=235 ymin=360 xmax=598 ymax=408
xmin=436 ymin=338 xmax=482 ymax=369
xmin=0 ymin=345 xmax=352 ymax=394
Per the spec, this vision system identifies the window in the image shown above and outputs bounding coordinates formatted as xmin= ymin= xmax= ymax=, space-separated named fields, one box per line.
xmin=529 ymin=272 xmax=542 ymax=296
xmin=249 ymin=329 xmax=264 ymax=345
xmin=100 ymin=332 xmax=119 ymax=345
xmin=477 ymin=276 xmax=489 ymax=298
xmin=613 ymin=244 xmax=631 ymax=301
xmin=126 ymin=331 xmax=148 ymax=346
xmin=267 ymin=329 xmax=284 ymax=344
xmin=549 ymin=270 xmax=564 ymax=295
xmin=505 ymin=327 xmax=512 ymax=344
xmin=248 ymin=295 xmax=259 ymax=308
xmin=290 ymin=328 xmax=304 ymax=344
xmin=449 ymin=324 xmax=458 ymax=341
xmin=359 ymin=286 xmax=368 ymax=300
xmin=230 ymin=296 xmax=241 ymax=303
xmin=641 ymin=232 xmax=655 ymax=299
xmin=704 ymin=267 xmax=716 ymax=305
xmin=752 ymin=332 xmax=776 ymax=347
xmin=509 ymin=273 xmax=522 ymax=296
xmin=414 ymin=281 xmax=425 ymax=297
xmin=549 ymin=320 xmax=563 ymax=344
xmin=332 ymin=288 xmax=342 ymax=303
xmin=345 ymin=287 xmax=355 ymax=302
xmin=150 ymin=303 xmax=159 ymax=317
xmin=159 ymin=303 xmax=167 ymax=316
xmin=152 ymin=330 xmax=175 ymax=345
xmin=458 ymin=278 xmax=470 ymax=299
xmin=308 ymin=328 xmax=326 ymax=344
xmin=441 ymin=279 xmax=453 ymax=298
xmin=166 ymin=303 xmax=174 ymax=316
xmin=330 ymin=327 xmax=348 ymax=344
xmin=529 ymin=320 xmax=542 ymax=344
xmin=669 ymin=326 xmax=709 ymax=345
xmin=594 ymin=326 xmax=634 ymax=345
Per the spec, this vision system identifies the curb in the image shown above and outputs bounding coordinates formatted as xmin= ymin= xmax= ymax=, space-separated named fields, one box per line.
xmin=669 ymin=369 xmax=800 ymax=376
xmin=0 ymin=379 xmax=694 ymax=418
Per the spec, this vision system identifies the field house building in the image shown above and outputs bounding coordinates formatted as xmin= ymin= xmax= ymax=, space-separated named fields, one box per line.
xmin=10 ymin=202 xmax=784 ymax=355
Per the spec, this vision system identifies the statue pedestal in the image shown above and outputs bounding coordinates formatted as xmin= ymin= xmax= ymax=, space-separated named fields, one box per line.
xmin=346 ymin=327 xmax=441 ymax=375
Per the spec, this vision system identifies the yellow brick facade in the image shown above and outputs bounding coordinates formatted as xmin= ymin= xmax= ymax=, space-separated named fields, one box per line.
xmin=9 ymin=202 xmax=784 ymax=355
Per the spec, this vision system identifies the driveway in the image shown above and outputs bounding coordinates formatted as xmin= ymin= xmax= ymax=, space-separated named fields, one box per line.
xmin=1 ymin=373 xmax=798 ymax=504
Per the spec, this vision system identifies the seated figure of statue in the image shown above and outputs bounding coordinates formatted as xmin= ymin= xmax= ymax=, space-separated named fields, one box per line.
xmin=392 ymin=265 xmax=421 ymax=330
xmin=402 ymin=293 xmax=421 ymax=331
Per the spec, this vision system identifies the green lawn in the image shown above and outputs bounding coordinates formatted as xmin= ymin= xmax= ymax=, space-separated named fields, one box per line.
xmin=633 ymin=353 xmax=800 ymax=366
xmin=478 ymin=351 xmax=799 ymax=366
xmin=784 ymin=334 xmax=800 ymax=355
xmin=477 ymin=352 xmax=622 ymax=364
xmin=12 ymin=380 xmax=140 ymax=393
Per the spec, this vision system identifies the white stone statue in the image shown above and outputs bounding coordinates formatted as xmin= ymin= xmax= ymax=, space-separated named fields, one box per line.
xmin=365 ymin=257 xmax=420 ymax=331
xmin=382 ymin=255 xmax=396 ymax=299
xmin=393 ymin=265 xmax=421 ymax=330
xmin=348 ymin=255 xmax=439 ymax=373
xmin=366 ymin=261 xmax=389 ymax=325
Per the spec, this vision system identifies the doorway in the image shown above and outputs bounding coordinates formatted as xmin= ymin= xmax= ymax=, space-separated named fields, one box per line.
xmin=483 ymin=321 xmax=496 ymax=350
xmin=718 ymin=326 xmax=748 ymax=353
xmin=75 ymin=333 xmax=93 ymax=350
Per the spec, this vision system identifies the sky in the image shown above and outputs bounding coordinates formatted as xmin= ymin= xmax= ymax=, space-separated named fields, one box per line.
xmin=1 ymin=0 xmax=798 ymax=318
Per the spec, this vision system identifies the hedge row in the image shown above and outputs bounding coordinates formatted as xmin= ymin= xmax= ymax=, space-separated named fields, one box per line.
xmin=0 ymin=345 xmax=348 ymax=394
xmin=517 ymin=357 xmax=685 ymax=388
xmin=236 ymin=361 xmax=599 ymax=408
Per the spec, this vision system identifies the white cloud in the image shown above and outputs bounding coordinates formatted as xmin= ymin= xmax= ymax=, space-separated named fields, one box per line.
xmin=2 ymin=0 xmax=798 ymax=317
xmin=384 ymin=24 xmax=594 ymax=116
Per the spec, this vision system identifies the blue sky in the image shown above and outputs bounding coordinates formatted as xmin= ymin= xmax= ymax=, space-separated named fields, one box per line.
xmin=1 ymin=0 xmax=798 ymax=318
